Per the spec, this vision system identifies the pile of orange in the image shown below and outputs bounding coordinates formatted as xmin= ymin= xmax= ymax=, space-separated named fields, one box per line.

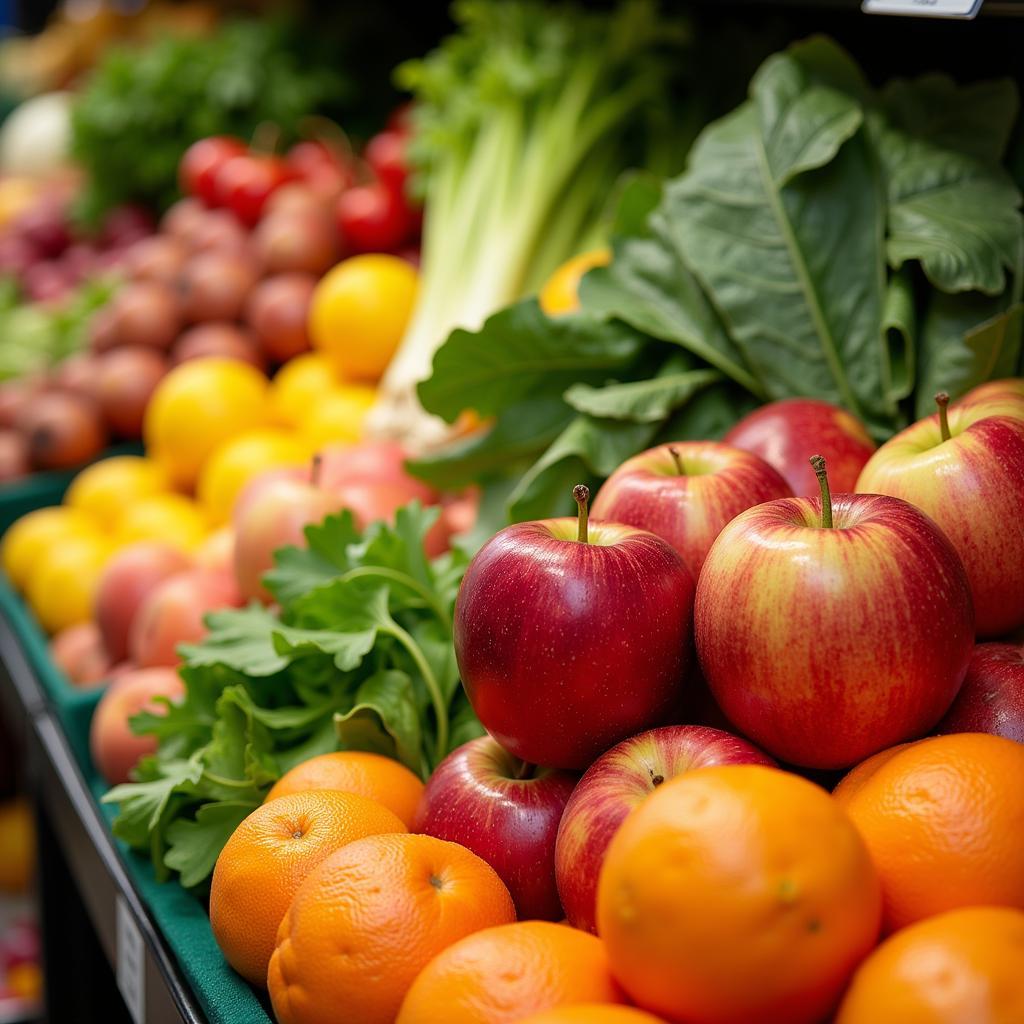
xmin=208 ymin=732 xmax=1024 ymax=1024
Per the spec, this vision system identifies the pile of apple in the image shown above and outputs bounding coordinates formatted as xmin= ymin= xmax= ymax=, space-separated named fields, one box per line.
xmin=409 ymin=381 xmax=1024 ymax=929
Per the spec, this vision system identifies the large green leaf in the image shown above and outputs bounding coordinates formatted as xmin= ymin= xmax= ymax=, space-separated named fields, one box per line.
xmin=417 ymin=301 xmax=643 ymax=423
xmin=916 ymin=294 xmax=1024 ymax=417
xmin=580 ymin=227 xmax=762 ymax=395
xmin=564 ymin=367 xmax=721 ymax=422
xmin=882 ymin=266 xmax=916 ymax=409
xmin=334 ymin=671 xmax=424 ymax=776
xmin=665 ymin=89 xmax=890 ymax=426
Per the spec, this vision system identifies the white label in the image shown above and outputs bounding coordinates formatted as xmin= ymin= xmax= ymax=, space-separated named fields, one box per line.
xmin=863 ymin=0 xmax=983 ymax=16
xmin=116 ymin=896 xmax=146 ymax=1024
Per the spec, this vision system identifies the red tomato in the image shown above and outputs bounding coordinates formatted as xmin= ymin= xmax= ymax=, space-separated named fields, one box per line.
xmin=335 ymin=183 xmax=414 ymax=253
xmin=179 ymin=136 xmax=247 ymax=206
xmin=386 ymin=102 xmax=414 ymax=136
xmin=214 ymin=154 xmax=297 ymax=227
xmin=365 ymin=131 xmax=411 ymax=198
xmin=287 ymin=140 xmax=355 ymax=200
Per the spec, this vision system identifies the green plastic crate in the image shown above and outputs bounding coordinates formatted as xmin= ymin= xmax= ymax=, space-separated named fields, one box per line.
xmin=0 ymin=576 xmax=273 ymax=1024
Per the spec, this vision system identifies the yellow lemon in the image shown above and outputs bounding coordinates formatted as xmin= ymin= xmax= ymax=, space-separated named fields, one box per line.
xmin=299 ymin=385 xmax=377 ymax=451
xmin=117 ymin=493 xmax=209 ymax=553
xmin=144 ymin=358 xmax=269 ymax=490
xmin=308 ymin=255 xmax=418 ymax=383
xmin=64 ymin=455 xmax=169 ymax=526
xmin=196 ymin=429 xmax=308 ymax=525
xmin=539 ymin=247 xmax=611 ymax=316
xmin=2 ymin=506 xmax=100 ymax=591
xmin=269 ymin=353 xmax=339 ymax=427
xmin=26 ymin=532 xmax=113 ymax=633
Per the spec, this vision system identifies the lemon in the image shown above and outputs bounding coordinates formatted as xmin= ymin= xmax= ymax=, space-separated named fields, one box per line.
xmin=308 ymin=255 xmax=418 ymax=383
xmin=196 ymin=429 xmax=308 ymax=525
xmin=538 ymin=247 xmax=611 ymax=316
xmin=64 ymin=455 xmax=169 ymax=526
xmin=270 ymin=353 xmax=339 ymax=427
xmin=2 ymin=506 xmax=101 ymax=591
xmin=26 ymin=532 xmax=113 ymax=633
xmin=299 ymin=385 xmax=377 ymax=451
xmin=144 ymin=358 xmax=269 ymax=490
xmin=117 ymin=493 xmax=209 ymax=553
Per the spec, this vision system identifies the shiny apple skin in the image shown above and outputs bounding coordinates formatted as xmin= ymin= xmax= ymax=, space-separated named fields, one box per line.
xmin=856 ymin=407 xmax=1024 ymax=637
xmin=695 ymin=493 xmax=974 ymax=769
xmin=413 ymin=735 xmax=577 ymax=920
xmin=455 ymin=519 xmax=695 ymax=771
xmin=934 ymin=642 xmax=1024 ymax=742
xmin=555 ymin=725 xmax=775 ymax=933
xmin=724 ymin=398 xmax=876 ymax=497
xmin=591 ymin=441 xmax=792 ymax=580
xmin=954 ymin=378 xmax=1024 ymax=420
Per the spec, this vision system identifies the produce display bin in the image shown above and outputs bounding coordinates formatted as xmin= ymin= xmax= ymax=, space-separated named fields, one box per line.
xmin=0 ymin=599 xmax=268 ymax=1024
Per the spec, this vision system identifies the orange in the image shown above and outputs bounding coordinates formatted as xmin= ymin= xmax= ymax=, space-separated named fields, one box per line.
xmin=518 ymin=1008 xmax=666 ymax=1024
xmin=144 ymin=357 xmax=269 ymax=489
xmin=209 ymin=789 xmax=405 ymax=987
xmin=266 ymin=751 xmax=425 ymax=828
xmin=834 ymin=733 xmax=1024 ymax=933
xmin=308 ymin=255 xmax=418 ymax=382
xmin=396 ymin=920 xmax=625 ymax=1024
xmin=538 ymin=248 xmax=611 ymax=317
xmin=268 ymin=833 xmax=515 ymax=1024
xmin=836 ymin=906 xmax=1024 ymax=1024
xmin=597 ymin=765 xmax=881 ymax=1024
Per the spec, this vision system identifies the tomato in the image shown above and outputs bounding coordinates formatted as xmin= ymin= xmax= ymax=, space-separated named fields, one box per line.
xmin=287 ymin=141 xmax=355 ymax=199
xmin=365 ymin=131 xmax=411 ymax=197
xmin=214 ymin=153 xmax=297 ymax=227
xmin=179 ymin=136 xmax=247 ymax=206
xmin=335 ymin=183 xmax=413 ymax=253
xmin=386 ymin=102 xmax=415 ymax=136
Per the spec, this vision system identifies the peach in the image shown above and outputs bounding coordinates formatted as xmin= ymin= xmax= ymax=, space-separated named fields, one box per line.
xmin=335 ymin=478 xmax=451 ymax=558
xmin=95 ymin=543 xmax=192 ymax=663
xmin=49 ymin=622 xmax=111 ymax=687
xmin=90 ymin=667 xmax=185 ymax=784
xmin=129 ymin=569 xmax=240 ymax=668
xmin=317 ymin=441 xmax=437 ymax=505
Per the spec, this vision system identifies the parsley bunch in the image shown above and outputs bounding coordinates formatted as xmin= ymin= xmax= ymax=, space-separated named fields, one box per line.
xmin=104 ymin=504 xmax=481 ymax=888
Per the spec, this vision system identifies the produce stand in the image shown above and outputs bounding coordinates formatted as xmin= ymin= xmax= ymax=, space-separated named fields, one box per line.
xmin=1 ymin=0 xmax=1023 ymax=1022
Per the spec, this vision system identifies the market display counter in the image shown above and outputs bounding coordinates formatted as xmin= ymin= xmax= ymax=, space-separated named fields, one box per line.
xmin=0 ymin=611 xmax=207 ymax=1024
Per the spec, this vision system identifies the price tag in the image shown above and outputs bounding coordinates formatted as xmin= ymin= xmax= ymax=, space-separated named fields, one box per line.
xmin=863 ymin=0 xmax=983 ymax=16
xmin=116 ymin=896 xmax=146 ymax=1024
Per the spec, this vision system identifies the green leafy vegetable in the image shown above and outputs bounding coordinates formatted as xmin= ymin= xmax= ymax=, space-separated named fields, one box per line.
xmin=415 ymin=35 xmax=1023 ymax=528
xmin=373 ymin=0 xmax=696 ymax=438
xmin=105 ymin=504 xmax=478 ymax=887
xmin=71 ymin=19 xmax=348 ymax=221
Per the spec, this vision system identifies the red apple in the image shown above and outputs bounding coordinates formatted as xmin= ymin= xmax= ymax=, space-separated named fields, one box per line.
xmin=954 ymin=378 xmax=1024 ymax=421
xmin=856 ymin=393 xmax=1024 ymax=637
xmin=90 ymin=667 xmax=185 ymax=784
xmin=95 ymin=542 xmax=192 ymax=663
xmin=555 ymin=725 xmax=775 ymax=932
xmin=413 ymin=736 xmax=577 ymax=920
xmin=724 ymin=398 xmax=876 ymax=497
xmin=233 ymin=466 xmax=344 ymax=602
xmin=934 ymin=642 xmax=1024 ymax=742
xmin=130 ymin=569 xmax=240 ymax=668
xmin=334 ymin=478 xmax=450 ymax=558
xmin=317 ymin=440 xmax=436 ymax=501
xmin=591 ymin=441 xmax=792 ymax=580
xmin=455 ymin=486 xmax=695 ymax=771
xmin=696 ymin=458 xmax=974 ymax=769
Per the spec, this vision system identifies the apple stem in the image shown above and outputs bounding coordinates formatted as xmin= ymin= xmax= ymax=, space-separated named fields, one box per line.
xmin=310 ymin=453 xmax=323 ymax=487
xmin=573 ymin=484 xmax=590 ymax=544
xmin=935 ymin=392 xmax=951 ymax=442
xmin=513 ymin=758 xmax=534 ymax=781
xmin=667 ymin=445 xmax=684 ymax=475
xmin=809 ymin=455 xmax=833 ymax=529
